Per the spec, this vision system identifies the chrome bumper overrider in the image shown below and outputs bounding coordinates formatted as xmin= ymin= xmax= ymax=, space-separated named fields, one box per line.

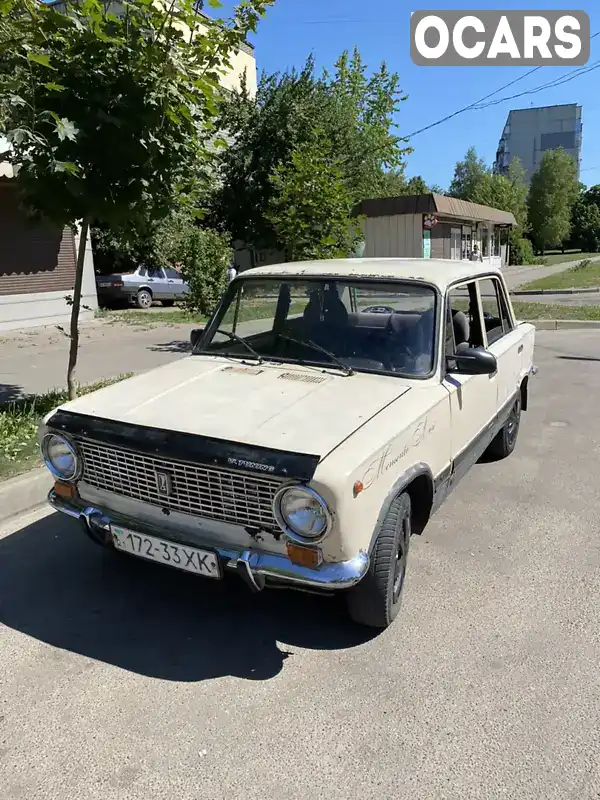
xmin=48 ymin=490 xmax=369 ymax=592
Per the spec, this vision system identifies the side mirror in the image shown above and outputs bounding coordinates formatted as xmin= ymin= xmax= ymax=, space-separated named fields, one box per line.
xmin=447 ymin=346 xmax=497 ymax=376
xmin=190 ymin=328 xmax=204 ymax=348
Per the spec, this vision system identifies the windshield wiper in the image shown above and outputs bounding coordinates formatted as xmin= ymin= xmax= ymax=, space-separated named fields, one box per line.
xmin=278 ymin=334 xmax=354 ymax=376
xmin=208 ymin=328 xmax=263 ymax=364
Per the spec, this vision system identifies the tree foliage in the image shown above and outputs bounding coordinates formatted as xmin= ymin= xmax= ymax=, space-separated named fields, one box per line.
xmin=569 ymin=185 xmax=600 ymax=253
xmin=448 ymin=147 xmax=490 ymax=201
xmin=209 ymin=48 xmax=411 ymax=250
xmin=0 ymin=0 xmax=271 ymax=396
xmin=528 ymin=148 xmax=580 ymax=253
xmin=265 ymin=132 xmax=361 ymax=262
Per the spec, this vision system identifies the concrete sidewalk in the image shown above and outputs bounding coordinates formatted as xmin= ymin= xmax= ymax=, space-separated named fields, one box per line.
xmin=0 ymin=318 xmax=196 ymax=402
xmin=502 ymin=254 xmax=600 ymax=290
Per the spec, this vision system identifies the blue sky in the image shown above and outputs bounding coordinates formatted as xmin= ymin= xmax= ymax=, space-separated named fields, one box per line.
xmin=214 ymin=0 xmax=600 ymax=190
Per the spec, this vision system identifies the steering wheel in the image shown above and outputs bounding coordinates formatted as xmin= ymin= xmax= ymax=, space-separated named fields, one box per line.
xmin=361 ymin=305 xmax=395 ymax=314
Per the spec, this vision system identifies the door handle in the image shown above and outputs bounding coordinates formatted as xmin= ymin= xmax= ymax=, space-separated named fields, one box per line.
xmin=518 ymin=344 xmax=523 ymax=353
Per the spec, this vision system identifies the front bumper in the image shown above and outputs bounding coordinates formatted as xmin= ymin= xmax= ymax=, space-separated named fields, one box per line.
xmin=48 ymin=490 xmax=369 ymax=592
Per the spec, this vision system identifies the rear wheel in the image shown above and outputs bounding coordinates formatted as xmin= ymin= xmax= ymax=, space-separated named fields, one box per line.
xmin=136 ymin=289 xmax=153 ymax=309
xmin=346 ymin=492 xmax=411 ymax=629
xmin=486 ymin=394 xmax=521 ymax=460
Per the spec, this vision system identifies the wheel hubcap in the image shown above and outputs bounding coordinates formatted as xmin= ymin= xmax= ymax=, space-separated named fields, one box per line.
xmin=392 ymin=514 xmax=411 ymax=602
xmin=507 ymin=397 xmax=521 ymax=444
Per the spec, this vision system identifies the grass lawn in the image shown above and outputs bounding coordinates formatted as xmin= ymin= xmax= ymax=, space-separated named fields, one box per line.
xmin=536 ymin=251 xmax=595 ymax=267
xmin=96 ymin=307 xmax=203 ymax=326
xmin=512 ymin=302 xmax=600 ymax=321
xmin=0 ymin=375 xmax=132 ymax=481
xmin=97 ymin=300 xmax=306 ymax=327
xmin=519 ymin=260 xmax=600 ymax=291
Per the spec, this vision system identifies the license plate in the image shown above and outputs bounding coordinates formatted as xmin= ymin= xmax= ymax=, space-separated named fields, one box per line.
xmin=98 ymin=282 xmax=112 ymax=288
xmin=111 ymin=525 xmax=221 ymax=579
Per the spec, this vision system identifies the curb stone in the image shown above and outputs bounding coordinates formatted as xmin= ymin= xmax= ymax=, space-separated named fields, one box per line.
xmin=0 ymin=466 xmax=51 ymax=525
xmin=523 ymin=319 xmax=600 ymax=330
xmin=512 ymin=287 xmax=600 ymax=296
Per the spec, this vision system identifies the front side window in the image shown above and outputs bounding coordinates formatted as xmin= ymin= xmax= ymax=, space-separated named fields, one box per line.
xmin=195 ymin=278 xmax=437 ymax=378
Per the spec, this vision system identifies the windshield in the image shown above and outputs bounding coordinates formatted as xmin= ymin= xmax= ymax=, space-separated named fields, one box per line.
xmin=195 ymin=277 xmax=437 ymax=378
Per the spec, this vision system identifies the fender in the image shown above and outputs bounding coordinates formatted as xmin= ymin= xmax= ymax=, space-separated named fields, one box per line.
xmin=367 ymin=462 xmax=435 ymax=553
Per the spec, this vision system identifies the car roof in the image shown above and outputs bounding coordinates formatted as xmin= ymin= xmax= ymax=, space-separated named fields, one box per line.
xmin=240 ymin=258 xmax=503 ymax=291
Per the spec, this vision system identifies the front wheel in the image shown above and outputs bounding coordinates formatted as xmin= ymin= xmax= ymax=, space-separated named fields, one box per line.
xmin=486 ymin=394 xmax=521 ymax=460
xmin=346 ymin=492 xmax=411 ymax=629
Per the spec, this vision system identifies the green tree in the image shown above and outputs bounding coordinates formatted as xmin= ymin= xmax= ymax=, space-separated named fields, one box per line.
xmin=528 ymin=149 xmax=579 ymax=254
xmin=569 ymin=189 xmax=600 ymax=253
xmin=448 ymin=146 xmax=489 ymax=200
xmin=0 ymin=0 xmax=271 ymax=398
xmin=209 ymin=48 xmax=411 ymax=250
xmin=265 ymin=133 xmax=362 ymax=262
xmin=404 ymin=175 xmax=429 ymax=194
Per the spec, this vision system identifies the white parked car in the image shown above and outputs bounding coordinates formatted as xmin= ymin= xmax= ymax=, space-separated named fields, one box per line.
xmin=40 ymin=259 xmax=536 ymax=629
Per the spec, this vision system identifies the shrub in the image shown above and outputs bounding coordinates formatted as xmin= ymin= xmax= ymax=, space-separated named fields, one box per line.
xmin=175 ymin=227 xmax=232 ymax=316
xmin=509 ymin=236 xmax=536 ymax=265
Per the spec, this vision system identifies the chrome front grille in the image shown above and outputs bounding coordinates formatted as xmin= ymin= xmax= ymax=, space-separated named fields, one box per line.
xmin=77 ymin=439 xmax=284 ymax=529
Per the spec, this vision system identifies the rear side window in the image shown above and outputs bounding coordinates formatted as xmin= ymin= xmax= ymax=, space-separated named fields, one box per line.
xmin=147 ymin=267 xmax=164 ymax=279
xmin=137 ymin=267 xmax=147 ymax=277
xmin=478 ymin=277 xmax=513 ymax=345
xmin=164 ymin=268 xmax=180 ymax=279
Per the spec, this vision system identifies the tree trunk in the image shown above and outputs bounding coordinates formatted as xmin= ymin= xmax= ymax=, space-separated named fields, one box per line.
xmin=67 ymin=218 xmax=90 ymax=401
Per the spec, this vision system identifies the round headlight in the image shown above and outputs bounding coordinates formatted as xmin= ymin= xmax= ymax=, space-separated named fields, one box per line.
xmin=274 ymin=485 xmax=330 ymax=541
xmin=43 ymin=433 xmax=79 ymax=480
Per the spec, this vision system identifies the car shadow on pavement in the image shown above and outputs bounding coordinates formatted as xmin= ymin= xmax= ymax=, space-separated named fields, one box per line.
xmin=0 ymin=512 xmax=377 ymax=682
xmin=558 ymin=355 xmax=600 ymax=363
xmin=147 ymin=340 xmax=191 ymax=354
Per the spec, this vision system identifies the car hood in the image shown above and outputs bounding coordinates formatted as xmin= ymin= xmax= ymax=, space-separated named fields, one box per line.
xmin=52 ymin=356 xmax=411 ymax=459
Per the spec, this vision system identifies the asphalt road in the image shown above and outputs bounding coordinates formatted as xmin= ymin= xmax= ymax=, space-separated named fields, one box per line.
xmin=1 ymin=329 xmax=600 ymax=800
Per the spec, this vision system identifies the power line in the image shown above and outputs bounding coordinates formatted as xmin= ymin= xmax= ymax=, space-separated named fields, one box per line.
xmin=407 ymin=31 xmax=599 ymax=139
xmin=406 ymin=66 xmax=542 ymax=138
xmin=471 ymin=60 xmax=600 ymax=110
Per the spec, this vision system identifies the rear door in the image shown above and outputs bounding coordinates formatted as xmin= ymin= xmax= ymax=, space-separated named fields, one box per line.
xmin=443 ymin=279 xmax=498 ymax=486
xmin=477 ymin=276 xmax=522 ymax=414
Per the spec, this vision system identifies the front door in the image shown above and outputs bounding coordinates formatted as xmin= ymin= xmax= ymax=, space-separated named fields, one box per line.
xmin=146 ymin=267 xmax=168 ymax=299
xmin=164 ymin=267 xmax=187 ymax=300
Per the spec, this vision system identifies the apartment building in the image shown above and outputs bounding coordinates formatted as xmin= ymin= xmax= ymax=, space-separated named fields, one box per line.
xmin=493 ymin=103 xmax=582 ymax=183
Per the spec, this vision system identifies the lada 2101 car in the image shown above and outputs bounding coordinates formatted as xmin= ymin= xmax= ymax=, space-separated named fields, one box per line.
xmin=41 ymin=258 xmax=536 ymax=629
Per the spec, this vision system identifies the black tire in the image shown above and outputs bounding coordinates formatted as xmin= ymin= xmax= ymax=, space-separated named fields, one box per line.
xmin=486 ymin=393 xmax=522 ymax=460
xmin=162 ymin=299 xmax=175 ymax=307
xmin=346 ymin=491 xmax=411 ymax=629
xmin=136 ymin=288 xmax=153 ymax=309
